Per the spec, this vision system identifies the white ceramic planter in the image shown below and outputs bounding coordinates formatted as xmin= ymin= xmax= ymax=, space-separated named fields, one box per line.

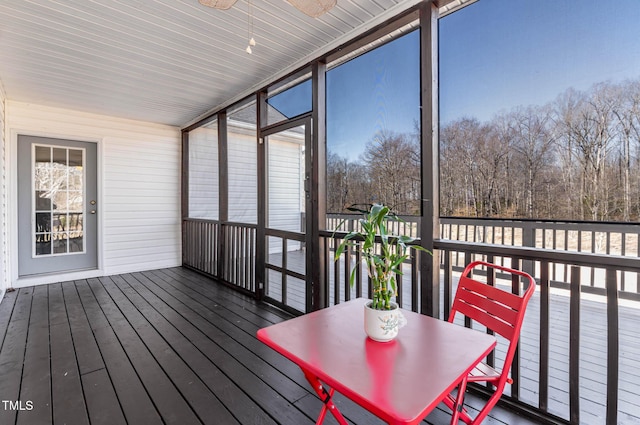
xmin=363 ymin=301 xmax=407 ymax=342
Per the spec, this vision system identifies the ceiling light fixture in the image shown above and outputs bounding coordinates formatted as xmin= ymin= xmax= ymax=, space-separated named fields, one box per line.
xmin=246 ymin=0 xmax=256 ymax=54
xmin=198 ymin=0 xmax=337 ymax=18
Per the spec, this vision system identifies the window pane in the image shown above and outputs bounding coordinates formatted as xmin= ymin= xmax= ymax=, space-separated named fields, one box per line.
xmin=35 ymin=237 xmax=51 ymax=256
xmin=52 ymin=148 xmax=67 ymax=166
xmin=35 ymin=213 xmax=50 ymax=233
xmin=188 ymin=120 xmax=219 ymax=220
xmin=439 ymin=0 xmax=640 ymax=221
xmin=326 ymin=30 xmax=421 ymax=218
xmin=68 ymin=149 xmax=83 ymax=167
xmin=266 ymin=79 xmax=312 ymax=126
xmin=228 ymin=102 xmax=258 ymax=223
xmin=267 ymin=126 xmax=305 ymax=232
xmin=69 ymin=232 xmax=83 ymax=253
xmin=53 ymin=235 xmax=67 ymax=254
xmin=68 ymin=191 xmax=83 ymax=212
xmin=35 ymin=146 xmax=50 ymax=191
xmin=35 ymin=193 xmax=51 ymax=211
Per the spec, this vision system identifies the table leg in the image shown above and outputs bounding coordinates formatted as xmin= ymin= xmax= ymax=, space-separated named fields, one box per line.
xmin=302 ymin=369 xmax=349 ymax=425
xmin=449 ymin=375 xmax=469 ymax=425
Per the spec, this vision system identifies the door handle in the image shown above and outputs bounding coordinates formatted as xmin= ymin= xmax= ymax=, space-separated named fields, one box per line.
xmin=90 ymin=210 xmax=96 ymax=214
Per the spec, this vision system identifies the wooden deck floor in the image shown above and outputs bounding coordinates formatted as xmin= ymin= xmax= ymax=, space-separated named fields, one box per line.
xmin=0 ymin=267 xmax=540 ymax=425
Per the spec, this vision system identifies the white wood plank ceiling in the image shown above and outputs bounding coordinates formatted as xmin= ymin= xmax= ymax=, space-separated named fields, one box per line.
xmin=0 ymin=0 xmax=473 ymax=127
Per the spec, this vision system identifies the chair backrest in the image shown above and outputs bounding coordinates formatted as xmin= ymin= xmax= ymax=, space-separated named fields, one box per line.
xmin=448 ymin=261 xmax=536 ymax=381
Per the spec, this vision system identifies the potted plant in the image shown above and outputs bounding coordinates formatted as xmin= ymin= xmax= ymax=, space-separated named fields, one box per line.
xmin=334 ymin=204 xmax=430 ymax=342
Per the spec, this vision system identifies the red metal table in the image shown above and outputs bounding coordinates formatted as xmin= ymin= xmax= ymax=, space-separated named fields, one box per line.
xmin=257 ymin=298 xmax=496 ymax=425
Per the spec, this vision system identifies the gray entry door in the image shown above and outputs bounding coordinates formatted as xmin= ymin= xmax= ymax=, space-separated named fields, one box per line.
xmin=17 ymin=135 xmax=98 ymax=276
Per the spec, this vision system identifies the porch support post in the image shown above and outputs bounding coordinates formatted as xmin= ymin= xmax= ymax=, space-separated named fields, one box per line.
xmin=419 ymin=1 xmax=440 ymax=318
xmin=218 ymin=111 xmax=228 ymax=280
xmin=309 ymin=60 xmax=327 ymax=311
xmin=181 ymin=130 xmax=189 ymax=265
xmin=256 ymin=92 xmax=268 ymax=300
xmin=218 ymin=112 xmax=228 ymax=224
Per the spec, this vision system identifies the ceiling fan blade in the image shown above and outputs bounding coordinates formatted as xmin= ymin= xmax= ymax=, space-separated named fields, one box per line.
xmin=198 ymin=0 xmax=238 ymax=10
xmin=287 ymin=0 xmax=337 ymax=18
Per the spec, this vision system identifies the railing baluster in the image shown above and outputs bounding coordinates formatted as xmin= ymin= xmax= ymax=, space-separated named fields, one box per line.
xmin=355 ymin=248 xmax=362 ymax=299
xmin=411 ymin=250 xmax=419 ymax=313
xmin=620 ymin=233 xmax=626 ymax=291
xmin=344 ymin=243 xmax=351 ymax=302
xmin=539 ymin=260 xmax=550 ymax=412
xmin=396 ymin=245 xmax=403 ymax=308
xmin=333 ymin=237 xmax=340 ymax=304
xmin=510 ymin=257 xmax=521 ymax=400
xmin=606 ymin=268 xmax=619 ymax=425
xmin=590 ymin=232 xmax=596 ymax=286
xmin=464 ymin=252 xmax=472 ymax=329
xmin=443 ymin=250 xmax=452 ymax=321
xmin=569 ymin=265 xmax=581 ymax=424
xmin=486 ymin=254 xmax=495 ymax=374
xmin=282 ymin=238 xmax=288 ymax=305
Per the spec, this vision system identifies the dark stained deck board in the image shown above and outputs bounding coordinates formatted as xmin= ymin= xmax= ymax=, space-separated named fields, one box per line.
xmin=110 ymin=273 xmax=281 ymax=425
xmin=48 ymin=282 xmax=90 ymax=425
xmin=85 ymin=277 xmax=204 ymax=425
xmin=0 ymin=288 xmax=33 ymax=425
xmin=0 ymin=268 xmax=541 ymax=425
xmin=141 ymin=268 xmax=311 ymax=395
xmin=74 ymin=279 xmax=164 ymax=425
xmin=81 ymin=368 xmax=126 ymax=425
xmin=128 ymin=271 xmax=315 ymax=425
xmin=17 ymin=285 xmax=51 ymax=425
xmin=92 ymin=276 xmax=238 ymax=425
xmin=104 ymin=273 xmax=270 ymax=424
xmin=60 ymin=282 xmax=105 ymax=376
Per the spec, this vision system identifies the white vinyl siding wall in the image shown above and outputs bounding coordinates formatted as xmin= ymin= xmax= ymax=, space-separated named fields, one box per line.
xmin=188 ymin=125 xmax=219 ymax=220
xmin=268 ymin=138 xmax=303 ymax=232
xmin=228 ymin=131 xmax=258 ymax=224
xmin=267 ymin=132 xmax=304 ymax=254
xmin=6 ymin=101 xmax=181 ymax=278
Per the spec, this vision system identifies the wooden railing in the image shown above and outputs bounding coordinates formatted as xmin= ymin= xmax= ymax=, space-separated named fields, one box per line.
xmin=320 ymin=231 xmax=422 ymax=312
xmin=433 ymin=240 xmax=640 ymax=425
xmin=327 ymin=215 xmax=640 ymax=298
xmin=183 ymin=216 xmax=640 ymax=424
xmin=183 ymin=218 xmax=256 ymax=296
xmin=440 ymin=217 xmax=640 ymax=299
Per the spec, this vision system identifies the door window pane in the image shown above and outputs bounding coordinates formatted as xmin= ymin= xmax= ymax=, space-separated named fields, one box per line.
xmin=267 ymin=125 xmax=306 ymax=232
xmin=33 ymin=146 xmax=85 ymax=256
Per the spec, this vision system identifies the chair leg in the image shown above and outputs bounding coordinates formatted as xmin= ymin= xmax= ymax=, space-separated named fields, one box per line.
xmin=469 ymin=393 xmax=501 ymax=425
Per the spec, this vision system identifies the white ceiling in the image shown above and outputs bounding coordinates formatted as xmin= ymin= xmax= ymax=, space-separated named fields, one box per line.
xmin=0 ymin=0 xmax=473 ymax=128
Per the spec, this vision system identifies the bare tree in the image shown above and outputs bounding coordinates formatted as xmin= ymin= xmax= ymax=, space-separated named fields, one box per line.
xmin=507 ymin=106 xmax=556 ymax=218
xmin=362 ymin=130 xmax=420 ymax=214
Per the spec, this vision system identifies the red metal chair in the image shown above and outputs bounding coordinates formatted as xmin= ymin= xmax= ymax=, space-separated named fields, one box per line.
xmin=444 ymin=260 xmax=536 ymax=424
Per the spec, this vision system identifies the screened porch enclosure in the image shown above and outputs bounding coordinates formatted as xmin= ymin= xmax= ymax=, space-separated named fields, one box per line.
xmin=181 ymin=2 xmax=640 ymax=425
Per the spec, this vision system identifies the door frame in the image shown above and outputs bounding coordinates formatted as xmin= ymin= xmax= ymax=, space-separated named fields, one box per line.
xmin=259 ymin=116 xmax=315 ymax=313
xmin=9 ymin=129 xmax=105 ymax=288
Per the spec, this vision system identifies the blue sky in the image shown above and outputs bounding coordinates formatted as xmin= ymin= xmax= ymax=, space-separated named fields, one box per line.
xmin=439 ymin=0 xmax=640 ymax=124
xmin=272 ymin=0 xmax=640 ymax=159
xmin=326 ymin=31 xmax=420 ymax=160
